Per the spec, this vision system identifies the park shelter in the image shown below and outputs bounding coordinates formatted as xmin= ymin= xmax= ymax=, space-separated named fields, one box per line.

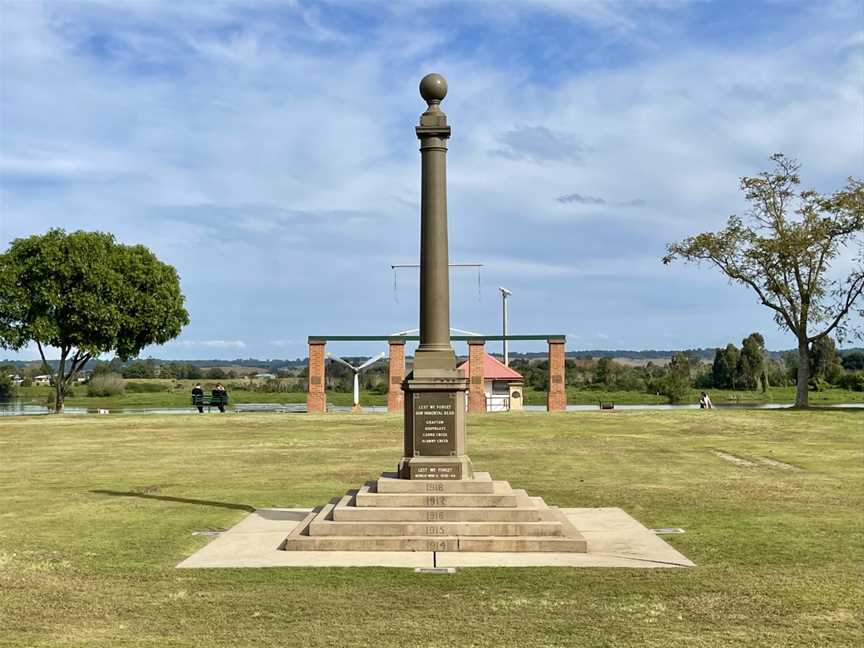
xmin=457 ymin=352 xmax=523 ymax=412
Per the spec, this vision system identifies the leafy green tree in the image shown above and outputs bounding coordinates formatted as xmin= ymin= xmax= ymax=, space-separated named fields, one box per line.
xmin=661 ymin=353 xmax=692 ymax=403
xmin=712 ymin=343 xmax=740 ymax=389
xmin=206 ymin=367 xmax=227 ymax=379
xmin=123 ymin=359 xmax=157 ymax=379
xmin=0 ymin=373 xmax=17 ymax=400
xmin=664 ymin=155 xmax=864 ymax=407
xmin=841 ymin=350 xmax=864 ymax=371
xmin=765 ymin=357 xmax=789 ymax=388
xmin=809 ymin=336 xmax=844 ymax=386
xmin=0 ymin=229 xmax=189 ymax=412
xmin=158 ymin=362 xmax=178 ymax=379
xmin=737 ymin=332 xmax=767 ymax=391
xmin=594 ymin=357 xmax=614 ymax=387
xmin=92 ymin=360 xmax=114 ymax=376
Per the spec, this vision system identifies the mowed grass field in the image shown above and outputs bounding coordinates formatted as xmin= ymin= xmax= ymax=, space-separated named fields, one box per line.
xmin=0 ymin=410 xmax=861 ymax=647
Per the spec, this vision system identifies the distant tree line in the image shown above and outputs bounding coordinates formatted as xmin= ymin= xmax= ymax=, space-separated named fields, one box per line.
xmin=5 ymin=341 xmax=862 ymax=402
xmin=510 ymin=332 xmax=864 ymax=403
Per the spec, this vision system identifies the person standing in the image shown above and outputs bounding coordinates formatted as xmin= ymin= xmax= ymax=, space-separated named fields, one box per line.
xmin=191 ymin=383 xmax=204 ymax=413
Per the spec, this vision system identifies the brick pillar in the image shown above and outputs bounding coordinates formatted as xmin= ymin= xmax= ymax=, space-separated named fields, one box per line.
xmin=547 ymin=339 xmax=566 ymax=412
xmin=387 ymin=340 xmax=406 ymax=413
xmin=307 ymin=341 xmax=326 ymax=413
xmin=467 ymin=339 xmax=486 ymax=413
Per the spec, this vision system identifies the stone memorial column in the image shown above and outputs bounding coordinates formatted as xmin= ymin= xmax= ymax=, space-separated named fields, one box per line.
xmin=387 ymin=339 xmax=406 ymax=413
xmin=307 ymin=340 xmax=326 ymax=413
xmin=398 ymin=74 xmax=472 ymax=480
xmin=547 ymin=339 xmax=567 ymax=412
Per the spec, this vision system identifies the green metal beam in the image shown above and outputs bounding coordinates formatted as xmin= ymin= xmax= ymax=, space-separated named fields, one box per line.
xmin=308 ymin=334 xmax=566 ymax=343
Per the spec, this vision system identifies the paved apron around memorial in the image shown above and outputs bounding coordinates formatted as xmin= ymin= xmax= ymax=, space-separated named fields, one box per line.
xmin=177 ymin=507 xmax=695 ymax=569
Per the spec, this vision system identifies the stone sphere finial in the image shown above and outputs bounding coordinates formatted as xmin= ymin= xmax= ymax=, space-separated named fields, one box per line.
xmin=419 ymin=73 xmax=448 ymax=105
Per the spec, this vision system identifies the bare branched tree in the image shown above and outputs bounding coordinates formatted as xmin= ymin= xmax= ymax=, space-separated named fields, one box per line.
xmin=663 ymin=154 xmax=863 ymax=407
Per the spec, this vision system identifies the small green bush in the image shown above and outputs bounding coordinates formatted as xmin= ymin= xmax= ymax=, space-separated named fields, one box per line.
xmin=837 ymin=371 xmax=864 ymax=392
xmin=0 ymin=374 xmax=17 ymax=400
xmin=87 ymin=373 xmax=125 ymax=397
xmin=244 ymin=379 xmax=302 ymax=393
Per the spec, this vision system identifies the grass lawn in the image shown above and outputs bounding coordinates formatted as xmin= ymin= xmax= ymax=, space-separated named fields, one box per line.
xmin=0 ymin=410 xmax=861 ymax=647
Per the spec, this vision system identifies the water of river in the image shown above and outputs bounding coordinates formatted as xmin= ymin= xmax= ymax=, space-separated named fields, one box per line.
xmin=1 ymin=400 xmax=861 ymax=416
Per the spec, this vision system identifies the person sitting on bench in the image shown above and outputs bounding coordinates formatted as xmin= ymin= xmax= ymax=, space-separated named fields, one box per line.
xmin=212 ymin=383 xmax=228 ymax=413
xmin=191 ymin=383 xmax=204 ymax=413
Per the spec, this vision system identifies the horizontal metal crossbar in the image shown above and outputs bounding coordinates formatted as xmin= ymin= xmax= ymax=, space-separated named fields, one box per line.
xmin=308 ymin=334 xmax=566 ymax=342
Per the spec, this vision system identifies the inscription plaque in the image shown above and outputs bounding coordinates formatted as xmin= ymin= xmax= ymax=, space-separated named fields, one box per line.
xmin=412 ymin=392 xmax=456 ymax=456
xmin=410 ymin=463 xmax=462 ymax=480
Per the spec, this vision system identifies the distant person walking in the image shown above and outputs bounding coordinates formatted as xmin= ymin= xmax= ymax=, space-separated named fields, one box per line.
xmin=213 ymin=383 xmax=228 ymax=413
xmin=699 ymin=392 xmax=714 ymax=409
xmin=191 ymin=383 xmax=204 ymax=413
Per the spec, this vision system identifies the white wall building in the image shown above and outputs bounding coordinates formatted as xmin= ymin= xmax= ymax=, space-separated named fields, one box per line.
xmin=457 ymin=352 xmax=524 ymax=412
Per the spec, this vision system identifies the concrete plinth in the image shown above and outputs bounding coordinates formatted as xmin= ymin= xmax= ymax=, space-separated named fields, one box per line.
xmin=177 ymin=506 xmax=695 ymax=569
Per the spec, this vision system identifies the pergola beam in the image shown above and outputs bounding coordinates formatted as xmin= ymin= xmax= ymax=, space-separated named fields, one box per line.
xmin=308 ymin=334 xmax=566 ymax=342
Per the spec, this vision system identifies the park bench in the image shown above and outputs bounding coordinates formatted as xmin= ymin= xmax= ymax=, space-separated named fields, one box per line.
xmin=192 ymin=393 xmax=229 ymax=412
xmin=599 ymin=401 xmax=615 ymax=410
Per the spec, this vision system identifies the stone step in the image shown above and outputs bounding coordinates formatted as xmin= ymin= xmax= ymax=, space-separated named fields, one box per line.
xmin=282 ymin=534 xmax=588 ymax=553
xmin=310 ymin=520 xmax=565 ymax=537
xmin=332 ymin=497 xmax=543 ymax=523
xmin=355 ymin=483 xmax=519 ymax=508
xmin=310 ymin=513 xmax=564 ymax=537
xmin=376 ymin=471 xmax=495 ymax=494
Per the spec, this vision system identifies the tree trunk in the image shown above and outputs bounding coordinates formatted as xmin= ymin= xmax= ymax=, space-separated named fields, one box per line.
xmin=795 ymin=338 xmax=810 ymax=408
xmin=54 ymin=349 xmax=67 ymax=414
xmin=54 ymin=380 xmax=64 ymax=414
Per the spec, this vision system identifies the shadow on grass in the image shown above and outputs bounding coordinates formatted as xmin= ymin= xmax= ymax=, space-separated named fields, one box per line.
xmin=90 ymin=490 xmax=255 ymax=512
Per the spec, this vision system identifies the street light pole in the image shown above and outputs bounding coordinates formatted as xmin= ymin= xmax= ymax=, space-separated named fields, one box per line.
xmin=499 ymin=287 xmax=511 ymax=366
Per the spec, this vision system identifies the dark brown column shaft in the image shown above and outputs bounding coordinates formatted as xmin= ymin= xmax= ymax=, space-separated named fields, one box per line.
xmin=419 ymin=135 xmax=450 ymax=352
xmin=414 ymin=73 xmax=456 ymax=371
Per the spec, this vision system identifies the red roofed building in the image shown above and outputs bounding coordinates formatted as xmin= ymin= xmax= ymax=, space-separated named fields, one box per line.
xmin=457 ymin=352 xmax=525 ymax=412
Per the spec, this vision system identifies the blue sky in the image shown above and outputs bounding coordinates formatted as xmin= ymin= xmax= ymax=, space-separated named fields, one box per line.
xmin=1 ymin=0 xmax=862 ymax=360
